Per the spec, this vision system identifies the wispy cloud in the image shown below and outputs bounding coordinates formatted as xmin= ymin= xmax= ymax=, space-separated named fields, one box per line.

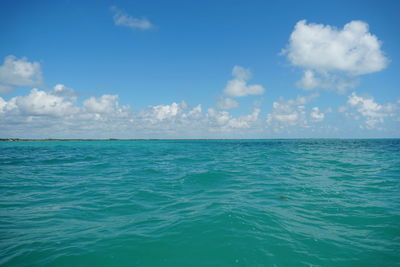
xmin=345 ymin=92 xmax=396 ymax=129
xmin=111 ymin=6 xmax=153 ymax=30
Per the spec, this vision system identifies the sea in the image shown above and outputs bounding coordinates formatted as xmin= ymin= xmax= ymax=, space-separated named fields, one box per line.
xmin=0 ymin=139 xmax=399 ymax=266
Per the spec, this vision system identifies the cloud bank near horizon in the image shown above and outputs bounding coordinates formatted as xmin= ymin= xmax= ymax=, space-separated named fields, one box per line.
xmin=0 ymin=82 xmax=397 ymax=138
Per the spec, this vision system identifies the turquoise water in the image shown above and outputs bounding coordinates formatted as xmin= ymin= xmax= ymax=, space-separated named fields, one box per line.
xmin=0 ymin=139 xmax=399 ymax=266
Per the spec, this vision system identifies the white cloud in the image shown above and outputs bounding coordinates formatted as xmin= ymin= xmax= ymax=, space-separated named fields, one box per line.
xmin=207 ymin=108 xmax=260 ymax=129
xmin=0 ymin=85 xmax=131 ymax=121
xmin=0 ymin=97 xmax=6 ymax=113
xmin=4 ymin=88 xmax=78 ymax=116
xmin=141 ymin=102 xmax=189 ymax=122
xmin=266 ymin=95 xmax=318 ymax=129
xmin=284 ymin=20 xmax=388 ymax=93
xmin=0 ymin=55 xmax=43 ymax=93
xmin=152 ymin=102 xmax=180 ymax=121
xmin=347 ymin=92 xmax=396 ymax=129
xmin=310 ymin=107 xmax=325 ymax=122
xmin=228 ymin=108 xmax=260 ymax=129
xmin=136 ymin=103 xmax=260 ymax=136
xmin=111 ymin=6 xmax=153 ymax=30
xmin=84 ymin=95 xmax=121 ymax=114
xmin=0 ymin=86 xmax=133 ymax=138
xmin=217 ymin=97 xmax=239 ymax=110
xmin=0 ymin=84 xmax=265 ymax=138
xmin=136 ymin=102 xmax=205 ymax=136
xmin=52 ymin=84 xmax=77 ymax=99
xmin=223 ymin=66 xmax=265 ymax=97
xmin=1 ymin=84 xmax=399 ymax=138
xmin=286 ymin=20 xmax=388 ymax=74
xmin=297 ymin=70 xmax=320 ymax=90
xmin=207 ymin=109 xmax=230 ymax=126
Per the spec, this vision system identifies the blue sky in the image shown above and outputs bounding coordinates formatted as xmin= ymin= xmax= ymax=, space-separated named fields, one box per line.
xmin=0 ymin=0 xmax=399 ymax=138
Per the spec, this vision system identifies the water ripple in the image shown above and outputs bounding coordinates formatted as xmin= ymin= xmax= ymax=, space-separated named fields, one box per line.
xmin=0 ymin=140 xmax=399 ymax=266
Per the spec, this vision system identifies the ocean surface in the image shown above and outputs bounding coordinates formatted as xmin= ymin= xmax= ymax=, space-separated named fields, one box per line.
xmin=0 ymin=139 xmax=399 ymax=266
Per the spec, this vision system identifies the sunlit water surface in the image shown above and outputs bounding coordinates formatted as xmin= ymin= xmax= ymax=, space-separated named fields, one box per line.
xmin=1 ymin=140 xmax=399 ymax=266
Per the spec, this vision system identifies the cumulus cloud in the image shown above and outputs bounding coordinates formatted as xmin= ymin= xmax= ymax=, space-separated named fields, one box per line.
xmin=0 ymin=84 xmax=264 ymax=138
xmin=149 ymin=102 xmax=182 ymax=121
xmin=52 ymin=84 xmax=77 ymax=99
xmin=347 ymin=92 xmax=396 ymax=129
xmin=223 ymin=66 xmax=265 ymax=97
xmin=84 ymin=95 xmax=121 ymax=114
xmin=139 ymin=102 xmax=202 ymax=123
xmin=0 ymin=86 xmax=132 ymax=138
xmin=207 ymin=108 xmax=260 ymax=129
xmin=266 ymin=95 xmax=319 ymax=130
xmin=310 ymin=107 xmax=325 ymax=122
xmin=284 ymin=20 xmax=388 ymax=93
xmin=0 ymin=55 xmax=43 ymax=93
xmin=0 ymin=97 xmax=6 ymax=113
xmin=297 ymin=70 xmax=320 ymax=90
xmin=111 ymin=6 xmax=153 ymax=30
xmin=1 ymin=83 xmax=398 ymax=138
xmin=3 ymin=87 xmax=78 ymax=116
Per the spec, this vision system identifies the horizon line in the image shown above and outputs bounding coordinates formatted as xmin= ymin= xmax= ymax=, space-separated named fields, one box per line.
xmin=1 ymin=138 xmax=400 ymax=142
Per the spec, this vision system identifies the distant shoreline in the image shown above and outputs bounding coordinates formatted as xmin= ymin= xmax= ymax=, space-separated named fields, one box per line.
xmin=0 ymin=138 xmax=161 ymax=142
